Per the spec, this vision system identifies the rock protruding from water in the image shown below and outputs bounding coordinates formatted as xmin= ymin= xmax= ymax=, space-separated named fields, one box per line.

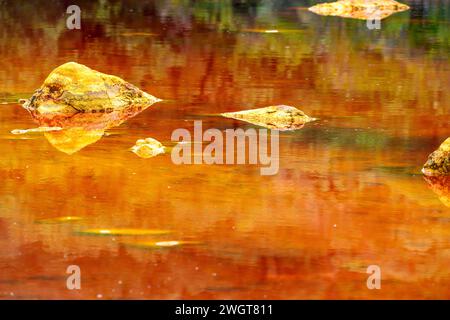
xmin=21 ymin=62 xmax=161 ymax=114
xmin=16 ymin=62 xmax=162 ymax=154
xmin=308 ymin=0 xmax=410 ymax=20
xmin=221 ymin=105 xmax=316 ymax=131
xmin=131 ymin=138 xmax=166 ymax=158
xmin=422 ymin=138 xmax=450 ymax=176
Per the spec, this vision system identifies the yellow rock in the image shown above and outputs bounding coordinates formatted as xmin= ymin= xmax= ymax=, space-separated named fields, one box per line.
xmin=308 ymin=0 xmax=410 ymax=20
xmin=422 ymin=138 xmax=450 ymax=176
xmin=17 ymin=62 xmax=162 ymax=154
xmin=131 ymin=138 xmax=166 ymax=159
xmin=221 ymin=105 xmax=316 ymax=131
xmin=21 ymin=62 xmax=161 ymax=114
xmin=424 ymin=176 xmax=450 ymax=208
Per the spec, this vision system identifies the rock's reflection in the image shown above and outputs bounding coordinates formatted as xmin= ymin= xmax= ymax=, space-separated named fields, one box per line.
xmin=27 ymin=104 xmax=153 ymax=154
xmin=424 ymin=176 xmax=450 ymax=208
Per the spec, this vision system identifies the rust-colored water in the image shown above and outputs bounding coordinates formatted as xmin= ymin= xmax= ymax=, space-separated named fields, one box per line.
xmin=0 ymin=1 xmax=449 ymax=299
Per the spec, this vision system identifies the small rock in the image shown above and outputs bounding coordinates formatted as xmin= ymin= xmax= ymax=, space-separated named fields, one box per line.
xmin=221 ymin=105 xmax=316 ymax=131
xmin=131 ymin=138 xmax=165 ymax=158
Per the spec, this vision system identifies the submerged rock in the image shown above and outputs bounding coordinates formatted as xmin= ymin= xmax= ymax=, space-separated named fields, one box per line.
xmin=308 ymin=0 xmax=410 ymax=20
xmin=131 ymin=138 xmax=166 ymax=159
xmin=221 ymin=105 xmax=316 ymax=131
xmin=424 ymin=176 xmax=450 ymax=208
xmin=422 ymin=138 xmax=450 ymax=176
xmin=21 ymin=62 xmax=161 ymax=114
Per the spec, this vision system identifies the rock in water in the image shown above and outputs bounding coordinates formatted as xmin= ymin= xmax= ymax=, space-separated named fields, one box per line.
xmin=17 ymin=62 xmax=161 ymax=154
xmin=308 ymin=0 xmax=410 ymax=20
xmin=131 ymin=138 xmax=165 ymax=159
xmin=221 ymin=105 xmax=316 ymax=131
xmin=21 ymin=62 xmax=161 ymax=114
xmin=422 ymin=138 xmax=450 ymax=176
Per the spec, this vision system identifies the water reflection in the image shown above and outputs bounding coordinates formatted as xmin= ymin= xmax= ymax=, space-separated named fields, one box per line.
xmin=0 ymin=0 xmax=449 ymax=300
xmin=424 ymin=176 xmax=450 ymax=208
xmin=24 ymin=103 xmax=157 ymax=154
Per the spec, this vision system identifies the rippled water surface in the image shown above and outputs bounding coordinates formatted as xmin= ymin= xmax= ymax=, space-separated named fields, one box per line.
xmin=0 ymin=0 xmax=449 ymax=299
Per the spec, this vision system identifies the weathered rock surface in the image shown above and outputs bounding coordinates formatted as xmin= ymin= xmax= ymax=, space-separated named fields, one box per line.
xmin=424 ymin=176 xmax=450 ymax=208
xmin=422 ymin=138 xmax=450 ymax=176
xmin=21 ymin=62 xmax=160 ymax=114
xmin=131 ymin=138 xmax=165 ymax=159
xmin=308 ymin=0 xmax=410 ymax=20
xmin=221 ymin=105 xmax=316 ymax=130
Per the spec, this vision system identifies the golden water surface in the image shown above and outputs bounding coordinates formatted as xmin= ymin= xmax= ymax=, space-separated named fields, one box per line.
xmin=0 ymin=0 xmax=449 ymax=299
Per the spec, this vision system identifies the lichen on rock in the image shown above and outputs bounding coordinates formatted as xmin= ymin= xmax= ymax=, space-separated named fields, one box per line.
xmin=308 ymin=0 xmax=410 ymax=20
xmin=422 ymin=138 xmax=450 ymax=176
xmin=221 ymin=105 xmax=316 ymax=131
xmin=21 ymin=62 xmax=161 ymax=114
xmin=131 ymin=138 xmax=166 ymax=159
